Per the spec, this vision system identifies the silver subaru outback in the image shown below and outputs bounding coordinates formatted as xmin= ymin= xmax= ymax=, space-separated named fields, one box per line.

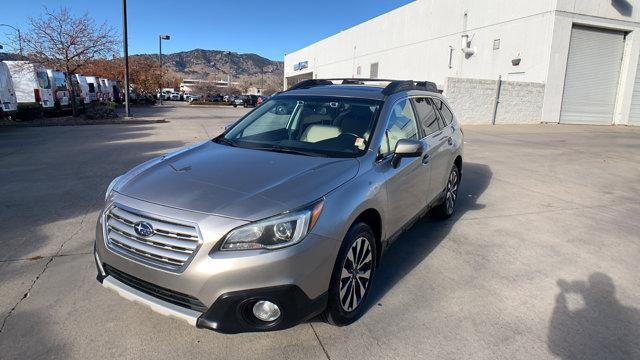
xmin=95 ymin=79 xmax=463 ymax=333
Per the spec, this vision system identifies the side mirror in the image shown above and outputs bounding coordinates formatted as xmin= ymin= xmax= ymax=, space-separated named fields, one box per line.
xmin=391 ymin=139 xmax=423 ymax=168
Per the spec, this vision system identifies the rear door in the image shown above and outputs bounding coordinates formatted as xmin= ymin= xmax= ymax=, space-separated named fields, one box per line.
xmin=413 ymin=97 xmax=448 ymax=201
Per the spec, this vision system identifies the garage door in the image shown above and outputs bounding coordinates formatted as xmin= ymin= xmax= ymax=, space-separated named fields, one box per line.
xmin=560 ymin=26 xmax=625 ymax=125
xmin=628 ymin=56 xmax=640 ymax=125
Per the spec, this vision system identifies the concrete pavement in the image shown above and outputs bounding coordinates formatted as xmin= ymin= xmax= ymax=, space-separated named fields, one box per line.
xmin=1 ymin=103 xmax=639 ymax=359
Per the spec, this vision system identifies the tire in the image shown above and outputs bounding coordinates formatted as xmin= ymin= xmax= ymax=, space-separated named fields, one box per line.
xmin=323 ymin=222 xmax=377 ymax=326
xmin=233 ymin=104 xmax=238 ymax=108
xmin=431 ymin=165 xmax=460 ymax=219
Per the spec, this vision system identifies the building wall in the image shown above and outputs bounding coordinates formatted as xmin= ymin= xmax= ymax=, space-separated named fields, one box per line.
xmin=444 ymin=77 xmax=544 ymax=125
xmin=284 ymin=0 xmax=640 ymax=125
xmin=542 ymin=1 xmax=640 ymax=125
xmin=284 ymin=0 xmax=557 ymax=88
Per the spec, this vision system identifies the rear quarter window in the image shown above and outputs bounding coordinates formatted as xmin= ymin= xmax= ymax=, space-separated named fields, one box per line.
xmin=433 ymin=98 xmax=455 ymax=126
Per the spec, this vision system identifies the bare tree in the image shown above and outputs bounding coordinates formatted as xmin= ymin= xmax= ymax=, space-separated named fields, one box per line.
xmin=22 ymin=7 xmax=118 ymax=116
xmin=191 ymin=82 xmax=222 ymax=98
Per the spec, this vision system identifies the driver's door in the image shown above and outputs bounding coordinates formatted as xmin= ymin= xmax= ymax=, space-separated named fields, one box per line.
xmin=378 ymin=98 xmax=429 ymax=238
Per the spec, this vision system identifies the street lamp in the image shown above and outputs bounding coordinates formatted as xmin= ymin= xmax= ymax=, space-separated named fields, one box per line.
xmin=122 ymin=0 xmax=131 ymax=117
xmin=0 ymin=24 xmax=22 ymax=56
xmin=159 ymin=34 xmax=170 ymax=105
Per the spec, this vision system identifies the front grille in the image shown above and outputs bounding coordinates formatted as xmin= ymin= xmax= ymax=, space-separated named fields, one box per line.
xmin=104 ymin=265 xmax=207 ymax=312
xmin=104 ymin=205 xmax=201 ymax=271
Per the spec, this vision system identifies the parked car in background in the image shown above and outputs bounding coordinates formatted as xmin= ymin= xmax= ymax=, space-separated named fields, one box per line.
xmin=230 ymin=96 xmax=244 ymax=107
xmin=96 ymin=78 xmax=463 ymax=333
xmin=4 ymin=61 xmax=55 ymax=111
xmin=206 ymin=94 xmax=223 ymax=102
xmin=256 ymin=95 xmax=269 ymax=106
xmin=242 ymin=95 xmax=260 ymax=108
xmin=0 ymin=62 xmax=18 ymax=118
xmin=46 ymin=69 xmax=70 ymax=110
xmin=170 ymin=92 xmax=181 ymax=101
xmin=187 ymin=95 xmax=202 ymax=103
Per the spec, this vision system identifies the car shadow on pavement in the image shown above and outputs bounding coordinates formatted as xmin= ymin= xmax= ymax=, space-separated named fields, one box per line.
xmin=365 ymin=162 xmax=492 ymax=311
xmin=548 ymin=273 xmax=640 ymax=360
xmin=0 ymin=124 xmax=186 ymax=264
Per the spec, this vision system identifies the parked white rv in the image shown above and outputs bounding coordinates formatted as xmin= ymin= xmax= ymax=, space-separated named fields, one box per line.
xmin=46 ymin=69 xmax=70 ymax=109
xmin=5 ymin=61 xmax=55 ymax=110
xmin=73 ymin=74 xmax=92 ymax=104
xmin=0 ymin=62 xmax=18 ymax=116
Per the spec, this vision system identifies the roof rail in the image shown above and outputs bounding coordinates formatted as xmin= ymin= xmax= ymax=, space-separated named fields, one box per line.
xmin=287 ymin=79 xmax=333 ymax=91
xmin=382 ymin=80 xmax=438 ymax=95
xmin=286 ymin=78 xmax=438 ymax=95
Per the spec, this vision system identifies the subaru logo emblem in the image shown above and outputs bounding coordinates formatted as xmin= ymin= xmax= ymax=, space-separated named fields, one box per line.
xmin=133 ymin=221 xmax=154 ymax=237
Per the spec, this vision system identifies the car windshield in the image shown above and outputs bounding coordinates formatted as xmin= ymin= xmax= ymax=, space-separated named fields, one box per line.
xmin=218 ymin=95 xmax=382 ymax=158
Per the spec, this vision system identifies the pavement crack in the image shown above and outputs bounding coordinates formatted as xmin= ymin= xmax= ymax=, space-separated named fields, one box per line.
xmin=0 ymin=252 xmax=92 ymax=263
xmin=309 ymin=323 xmax=331 ymax=360
xmin=0 ymin=256 xmax=55 ymax=334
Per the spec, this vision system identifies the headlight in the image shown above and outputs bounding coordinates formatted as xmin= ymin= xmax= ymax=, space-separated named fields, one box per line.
xmin=220 ymin=200 xmax=324 ymax=251
xmin=105 ymin=175 xmax=122 ymax=201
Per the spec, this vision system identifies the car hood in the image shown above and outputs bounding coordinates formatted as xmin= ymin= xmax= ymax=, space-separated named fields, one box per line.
xmin=116 ymin=141 xmax=359 ymax=221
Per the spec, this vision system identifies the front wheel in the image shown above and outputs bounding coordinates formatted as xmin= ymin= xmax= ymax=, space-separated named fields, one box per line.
xmin=323 ymin=222 xmax=377 ymax=326
xmin=431 ymin=165 xmax=460 ymax=219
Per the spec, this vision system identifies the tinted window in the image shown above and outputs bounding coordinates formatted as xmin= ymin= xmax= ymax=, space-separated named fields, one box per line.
xmin=412 ymin=97 xmax=441 ymax=136
xmin=433 ymin=98 xmax=455 ymax=126
xmin=380 ymin=99 xmax=419 ymax=156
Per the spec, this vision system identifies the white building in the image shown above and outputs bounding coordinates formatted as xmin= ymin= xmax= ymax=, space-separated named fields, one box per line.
xmin=180 ymin=79 xmax=239 ymax=93
xmin=284 ymin=0 xmax=640 ymax=126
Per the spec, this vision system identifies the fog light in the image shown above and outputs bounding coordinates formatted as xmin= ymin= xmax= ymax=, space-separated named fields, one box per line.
xmin=252 ymin=300 xmax=281 ymax=322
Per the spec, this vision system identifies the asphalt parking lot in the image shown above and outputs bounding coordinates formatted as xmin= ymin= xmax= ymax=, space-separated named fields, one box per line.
xmin=1 ymin=103 xmax=639 ymax=359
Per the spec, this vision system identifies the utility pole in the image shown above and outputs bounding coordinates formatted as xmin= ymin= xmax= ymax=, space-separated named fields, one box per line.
xmin=159 ymin=35 xmax=170 ymax=105
xmin=121 ymin=0 xmax=131 ymax=117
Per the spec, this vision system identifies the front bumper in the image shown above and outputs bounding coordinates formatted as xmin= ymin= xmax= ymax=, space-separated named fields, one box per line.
xmin=95 ymin=193 xmax=338 ymax=333
xmin=96 ymin=251 xmax=328 ymax=333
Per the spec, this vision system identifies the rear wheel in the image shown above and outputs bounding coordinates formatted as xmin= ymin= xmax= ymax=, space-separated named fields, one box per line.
xmin=431 ymin=165 xmax=460 ymax=219
xmin=323 ymin=222 xmax=377 ymax=326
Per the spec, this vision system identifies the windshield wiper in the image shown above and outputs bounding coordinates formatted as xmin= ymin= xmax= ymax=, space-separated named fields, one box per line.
xmin=252 ymin=145 xmax=327 ymax=157
xmin=214 ymin=137 xmax=237 ymax=147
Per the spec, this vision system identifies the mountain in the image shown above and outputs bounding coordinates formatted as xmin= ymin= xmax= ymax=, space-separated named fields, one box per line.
xmin=133 ymin=49 xmax=284 ymax=88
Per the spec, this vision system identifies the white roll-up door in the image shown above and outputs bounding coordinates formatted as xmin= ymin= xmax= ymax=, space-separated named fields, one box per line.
xmin=560 ymin=26 xmax=625 ymax=125
xmin=628 ymin=56 xmax=640 ymax=125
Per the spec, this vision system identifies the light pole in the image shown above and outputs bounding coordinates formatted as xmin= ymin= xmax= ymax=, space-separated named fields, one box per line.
xmin=122 ymin=0 xmax=131 ymax=117
xmin=159 ymin=34 xmax=170 ymax=105
xmin=0 ymin=24 xmax=22 ymax=56
xmin=225 ymin=51 xmax=231 ymax=86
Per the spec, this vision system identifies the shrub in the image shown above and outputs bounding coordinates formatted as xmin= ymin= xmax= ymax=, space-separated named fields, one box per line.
xmin=85 ymin=102 xmax=118 ymax=119
xmin=16 ymin=103 xmax=43 ymax=121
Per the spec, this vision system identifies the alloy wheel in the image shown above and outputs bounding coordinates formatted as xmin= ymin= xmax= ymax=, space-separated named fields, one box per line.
xmin=339 ymin=237 xmax=373 ymax=312
xmin=445 ymin=169 xmax=459 ymax=213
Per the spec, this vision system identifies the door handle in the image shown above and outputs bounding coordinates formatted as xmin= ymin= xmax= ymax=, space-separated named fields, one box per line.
xmin=447 ymin=137 xmax=453 ymax=145
xmin=422 ymin=153 xmax=430 ymax=164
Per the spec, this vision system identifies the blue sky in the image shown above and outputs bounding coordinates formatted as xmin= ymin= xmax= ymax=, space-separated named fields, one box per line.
xmin=0 ymin=0 xmax=414 ymax=60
